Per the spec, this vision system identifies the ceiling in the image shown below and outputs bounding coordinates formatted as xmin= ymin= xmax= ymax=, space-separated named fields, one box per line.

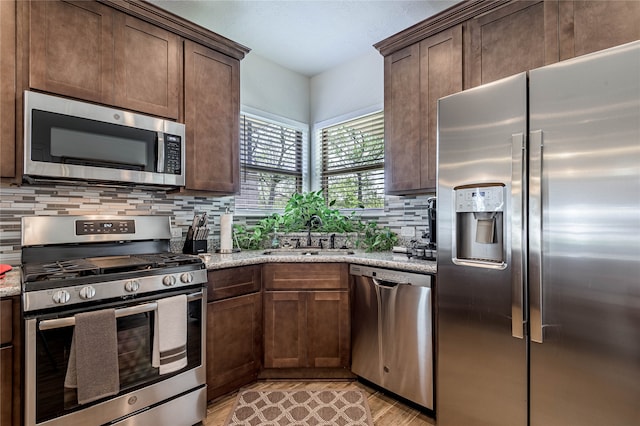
xmin=148 ymin=0 xmax=459 ymax=77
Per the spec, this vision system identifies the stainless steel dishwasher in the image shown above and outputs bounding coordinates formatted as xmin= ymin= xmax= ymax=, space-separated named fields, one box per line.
xmin=350 ymin=264 xmax=433 ymax=410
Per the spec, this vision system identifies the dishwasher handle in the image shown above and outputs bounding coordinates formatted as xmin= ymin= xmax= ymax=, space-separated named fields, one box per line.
xmin=372 ymin=278 xmax=404 ymax=287
xmin=350 ymin=264 xmax=431 ymax=288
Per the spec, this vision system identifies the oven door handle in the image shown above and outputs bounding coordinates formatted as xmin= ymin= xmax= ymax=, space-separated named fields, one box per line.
xmin=37 ymin=291 xmax=203 ymax=331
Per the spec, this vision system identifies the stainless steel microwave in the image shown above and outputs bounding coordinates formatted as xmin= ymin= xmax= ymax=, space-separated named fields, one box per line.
xmin=24 ymin=91 xmax=186 ymax=187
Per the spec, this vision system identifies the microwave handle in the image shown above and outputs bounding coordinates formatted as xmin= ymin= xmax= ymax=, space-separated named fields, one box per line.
xmin=157 ymin=132 xmax=165 ymax=173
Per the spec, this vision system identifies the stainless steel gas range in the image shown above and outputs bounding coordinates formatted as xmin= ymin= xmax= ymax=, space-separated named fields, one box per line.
xmin=21 ymin=215 xmax=208 ymax=426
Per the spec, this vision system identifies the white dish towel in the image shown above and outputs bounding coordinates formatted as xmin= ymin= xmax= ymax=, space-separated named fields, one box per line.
xmin=152 ymin=294 xmax=188 ymax=374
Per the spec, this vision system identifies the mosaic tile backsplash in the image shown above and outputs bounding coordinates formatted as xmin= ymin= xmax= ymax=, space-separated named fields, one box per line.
xmin=0 ymin=182 xmax=434 ymax=265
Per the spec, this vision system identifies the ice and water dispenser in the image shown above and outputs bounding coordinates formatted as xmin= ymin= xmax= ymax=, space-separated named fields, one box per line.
xmin=453 ymin=184 xmax=505 ymax=266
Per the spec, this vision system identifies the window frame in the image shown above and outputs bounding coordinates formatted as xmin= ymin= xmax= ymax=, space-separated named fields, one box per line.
xmin=312 ymin=106 xmax=385 ymax=212
xmin=235 ymin=107 xmax=310 ymax=215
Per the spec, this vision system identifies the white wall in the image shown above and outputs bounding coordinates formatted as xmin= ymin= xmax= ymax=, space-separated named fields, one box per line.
xmin=240 ymin=48 xmax=384 ymax=127
xmin=240 ymin=53 xmax=310 ymax=124
xmin=309 ymin=49 xmax=383 ymax=125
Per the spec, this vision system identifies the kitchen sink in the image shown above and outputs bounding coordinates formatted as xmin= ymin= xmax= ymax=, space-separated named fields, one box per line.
xmin=262 ymin=249 xmax=355 ymax=256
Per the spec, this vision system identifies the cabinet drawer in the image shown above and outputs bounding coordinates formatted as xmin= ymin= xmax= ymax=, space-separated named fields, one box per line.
xmin=0 ymin=299 xmax=12 ymax=345
xmin=263 ymin=263 xmax=348 ymax=291
xmin=207 ymin=265 xmax=261 ymax=301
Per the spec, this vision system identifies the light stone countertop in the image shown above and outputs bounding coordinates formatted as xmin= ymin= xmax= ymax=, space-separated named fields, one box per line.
xmin=0 ymin=251 xmax=436 ymax=298
xmin=201 ymin=249 xmax=437 ymax=275
xmin=0 ymin=267 xmax=22 ymax=298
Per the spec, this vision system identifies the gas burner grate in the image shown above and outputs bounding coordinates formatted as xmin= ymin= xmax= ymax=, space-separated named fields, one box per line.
xmin=23 ymin=253 xmax=203 ymax=284
xmin=137 ymin=253 xmax=202 ymax=267
xmin=24 ymin=259 xmax=100 ymax=282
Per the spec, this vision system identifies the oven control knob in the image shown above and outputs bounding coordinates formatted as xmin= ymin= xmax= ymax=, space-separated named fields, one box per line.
xmin=162 ymin=275 xmax=177 ymax=287
xmin=79 ymin=286 xmax=96 ymax=300
xmin=180 ymin=272 xmax=193 ymax=283
xmin=125 ymin=280 xmax=140 ymax=292
xmin=52 ymin=289 xmax=70 ymax=304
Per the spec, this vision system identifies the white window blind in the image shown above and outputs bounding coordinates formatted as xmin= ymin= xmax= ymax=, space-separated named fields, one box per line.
xmin=321 ymin=111 xmax=384 ymax=209
xmin=236 ymin=114 xmax=304 ymax=210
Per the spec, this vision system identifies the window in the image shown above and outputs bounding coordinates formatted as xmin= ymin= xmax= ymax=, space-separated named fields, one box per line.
xmin=236 ymin=114 xmax=304 ymax=210
xmin=320 ymin=111 xmax=384 ymax=209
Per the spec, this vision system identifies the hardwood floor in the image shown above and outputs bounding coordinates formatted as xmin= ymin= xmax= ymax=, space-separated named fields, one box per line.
xmin=203 ymin=380 xmax=436 ymax=425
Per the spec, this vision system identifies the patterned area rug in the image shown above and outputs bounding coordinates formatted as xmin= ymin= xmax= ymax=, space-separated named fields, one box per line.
xmin=223 ymin=389 xmax=374 ymax=426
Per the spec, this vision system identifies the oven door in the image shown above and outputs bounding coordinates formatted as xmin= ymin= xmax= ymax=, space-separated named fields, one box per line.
xmin=24 ymin=288 xmax=206 ymax=426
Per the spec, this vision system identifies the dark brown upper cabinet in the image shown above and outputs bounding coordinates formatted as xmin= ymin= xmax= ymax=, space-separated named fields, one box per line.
xmin=184 ymin=40 xmax=240 ymax=194
xmin=0 ymin=0 xmax=16 ymax=178
xmin=383 ymin=26 xmax=462 ymax=194
xmin=558 ymin=1 xmax=640 ymax=60
xmin=466 ymin=1 xmax=559 ymax=88
xmin=376 ymin=0 xmax=639 ymax=195
xmin=29 ymin=0 xmax=180 ymax=119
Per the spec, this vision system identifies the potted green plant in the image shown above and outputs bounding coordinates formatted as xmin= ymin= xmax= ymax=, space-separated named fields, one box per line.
xmin=233 ymin=191 xmax=397 ymax=252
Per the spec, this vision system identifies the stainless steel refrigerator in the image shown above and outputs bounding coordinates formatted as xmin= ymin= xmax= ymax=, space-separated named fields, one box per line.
xmin=436 ymin=41 xmax=640 ymax=426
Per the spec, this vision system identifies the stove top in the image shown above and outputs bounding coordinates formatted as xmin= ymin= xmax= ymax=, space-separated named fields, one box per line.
xmin=23 ymin=253 xmax=203 ymax=284
xmin=20 ymin=215 xmax=208 ymax=313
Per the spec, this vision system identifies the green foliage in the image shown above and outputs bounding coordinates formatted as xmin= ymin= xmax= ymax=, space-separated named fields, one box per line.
xmin=232 ymin=191 xmax=397 ymax=252
xmin=355 ymin=221 xmax=399 ymax=252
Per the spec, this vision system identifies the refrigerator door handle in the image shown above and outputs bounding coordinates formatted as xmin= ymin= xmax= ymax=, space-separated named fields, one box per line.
xmin=529 ymin=129 xmax=544 ymax=343
xmin=511 ymin=133 xmax=526 ymax=339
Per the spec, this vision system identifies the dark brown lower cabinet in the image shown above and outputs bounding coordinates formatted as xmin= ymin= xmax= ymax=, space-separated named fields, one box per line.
xmin=206 ymin=292 xmax=262 ymax=401
xmin=263 ymin=291 xmax=306 ymax=368
xmin=206 ymin=266 xmax=262 ymax=401
xmin=263 ymin=290 xmax=349 ymax=369
xmin=0 ymin=346 xmax=12 ymax=426
xmin=306 ymin=291 xmax=350 ymax=368
xmin=0 ymin=297 xmax=19 ymax=426
xmin=263 ymin=263 xmax=350 ymax=370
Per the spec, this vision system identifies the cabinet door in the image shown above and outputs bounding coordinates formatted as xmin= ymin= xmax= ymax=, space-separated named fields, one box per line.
xmin=184 ymin=40 xmax=240 ymax=193
xmin=207 ymin=292 xmax=262 ymax=401
xmin=1 ymin=298 xmax=14 ymax=426
xmin=384 ymin=26 xmax=462 ymax=194
xmin=29 ymin=0 xmax=114 ymax=103
xmin=418 ymin=26 xmax=462 ymax=190
xmin=0 ymin=0 xmax=16 ymax=178
xmin=467 ymin=0 xmax=559 ymax=88
xmin=559 ymin=1 xmax=640 ymax=60
xmin=307 ymin=291 xmax=350 ymax=368
xmin=0 ymin=300 xmax=12 ymax=345
xmin=263 ymin=291 xmax=307 ymax=368
xmin=0 ymin=346 xmax=12 ymax=426
xmin=113 ymin=14 xmax=180 ymax=119
xmin=384 ymin=44 xmax=421 ymax=194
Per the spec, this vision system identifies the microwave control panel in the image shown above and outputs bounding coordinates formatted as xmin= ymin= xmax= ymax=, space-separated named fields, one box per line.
xmin=455 ymin=186 xmax=504 ymax=213
xmin=164 ymin=134 xmax=182 ymax=175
